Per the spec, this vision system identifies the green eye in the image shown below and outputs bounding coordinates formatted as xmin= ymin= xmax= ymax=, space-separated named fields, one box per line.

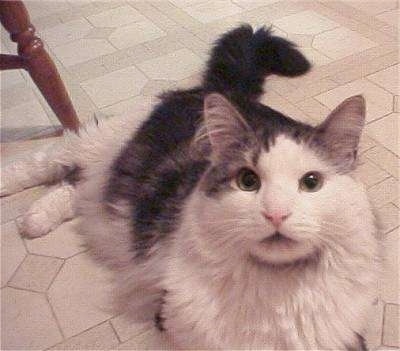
xmin=299 ymin=171 xmax=323 ymax=192
xmin=236 ymin=168 xmax=261 ymax=192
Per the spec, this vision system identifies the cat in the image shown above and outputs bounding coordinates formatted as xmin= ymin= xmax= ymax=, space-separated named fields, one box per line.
xmin=1 ymin=25 xmax=379 ymax=350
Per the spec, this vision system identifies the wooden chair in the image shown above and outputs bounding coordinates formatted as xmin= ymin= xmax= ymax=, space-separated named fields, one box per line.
xmin=0 ymin=0 xmax=80 ymax=134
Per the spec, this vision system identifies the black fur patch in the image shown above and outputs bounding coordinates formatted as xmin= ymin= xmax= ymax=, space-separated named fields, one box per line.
xmin=154 ymin=290 xmax=167 ymax=332
xmin=105 ymin=24 xmax=312 ymax=257
xmin=346 ymin=333 xmax=368 ymax=351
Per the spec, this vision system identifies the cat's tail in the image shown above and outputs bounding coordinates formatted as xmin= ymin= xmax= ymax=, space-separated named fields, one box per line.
xmin=202 ymin=24 xmax=311 ymax=101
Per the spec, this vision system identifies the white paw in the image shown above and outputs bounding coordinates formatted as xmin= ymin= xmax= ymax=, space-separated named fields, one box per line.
xmin=17 ymin=211 xmax=54 ymax=238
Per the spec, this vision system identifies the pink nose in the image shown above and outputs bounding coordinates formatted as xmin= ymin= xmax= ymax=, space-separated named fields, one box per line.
xmin=262 ymin=211 xmax=291 ymax=227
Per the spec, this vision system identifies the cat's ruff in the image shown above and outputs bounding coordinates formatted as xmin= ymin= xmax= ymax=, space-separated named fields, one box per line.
xmin=0 ymin=25 xmax=379 ymax=350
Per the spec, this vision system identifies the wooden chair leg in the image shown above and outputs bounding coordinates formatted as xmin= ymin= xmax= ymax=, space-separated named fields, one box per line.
xmin=0 ymin=0 xmax=80 ymax=133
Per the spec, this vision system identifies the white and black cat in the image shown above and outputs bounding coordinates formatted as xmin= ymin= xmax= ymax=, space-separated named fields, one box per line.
xmin=1 ymin=25 xmax=379 ymax=350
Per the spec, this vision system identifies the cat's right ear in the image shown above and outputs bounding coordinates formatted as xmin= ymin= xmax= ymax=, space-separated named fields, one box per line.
xmin=196 ymin=93 xmax=253 ymax=157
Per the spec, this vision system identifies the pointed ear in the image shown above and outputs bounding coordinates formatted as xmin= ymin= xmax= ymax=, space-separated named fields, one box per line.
xmin=198 ymin=93 xmax=253 ymax=156
xmin=312 ymin=95 xmax=366 ymax=170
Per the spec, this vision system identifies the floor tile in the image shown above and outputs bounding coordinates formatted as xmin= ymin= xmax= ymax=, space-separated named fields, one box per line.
xmin=1 ymin=82 xmax=37 ymax=110
xmin=83 ymin=26 xmax=115 ymax=40
xmin=380 ymin=228 xmax=399 ymax=304
xmin=101 ymin=95 xmax=156 ymax=120
xmin=284 ymin=77 xmax=338 ymax=104
xmin=368 ymin=177 xmax=399 ymax=209
xmin=376 ymin=9 xmax=400 ymax=27
xmin=1 ymin=138 xmax=57 ymax=168
xmin=49 ymin=321 xmax=119 ymax=350
xmin=81 ymin=66 xmax=148 ymax=107
xmin=296 ymin=97 xmax=332 ymax=124
xmin=24 ymin=0 xmax=71 ymax=19
xmin=366 ymin=113 xmax=399 ymax=156
xmin=0 ymin=70 xmax=25 ymax=91
xmin=1 ymin=99 xmax=54 ymax=142
xmin=39 ymin=18 xmax=93 ymax=47
xmin=330 ymin=51 xmax=399 ymax=86
xmin=117 ymin=323 xmax=172 ymax=350
xmin=383 ymin=304 xmax=399 ymax=347
xmin=108 ymin=20 xmax=165 ymax=49
xmin=273 ymin=10 xmax=339 ymax=35
xmin=260 ymin=90 xmax=313 ymax=124
xmin=129 ymin=1 xmax=179 ymax=32
xmin=352 ymin=160 xmax=390 ymax=188
xmin=0 ymin=186 xmax=47 ymax=224
xmin=232 ymin=0 xmax=281 ymax=10
xmin=24 ymin=219 xmax=86 ymax=259
xmin=1 ymin=221 xmax=26 ymax=287
xmin=375 ymin=203 xmax=400 ymax=236
xmin=299 ymin=48 xmax=332 ymax=67
xmin=365 ymin=146 xmax=399 ymax=178
xmin=141 ymin=79 xmax=177 ymax=96
xmin=87 ymin=5 xmax=146 ymax=27
xmin=358 ymin=135 xmax=377 ymax=154
xmin=8 ymin=254 xmax=64 ymax=292
xmin=68 ymin=58 xmax=108 ymax=83
xmin=313 ymin=27 xmax=378 ymax=60
xmin=315 ymin=79 xmax=394 ymax=123
xmin=111 ymin=315 xmax=152 ymax=343
xmin=52 ymin=38 xmax=115 ymax=66
xmin=48 ymin=252 xmax=113 ymax=338
xmin=176 ymin=0 xmax=243 ymax=24
xmin=367 ymin=64 xmax=399 ymax=95
xmin=137 ymin=48 xmax=203 ymax=80
xmin=365 ymin=298 xmax=384 ymax=350
xmin=1 ymin=287 xmax=63 ymax=350
xmin=343 ymin=0 xmax=398 ymax=16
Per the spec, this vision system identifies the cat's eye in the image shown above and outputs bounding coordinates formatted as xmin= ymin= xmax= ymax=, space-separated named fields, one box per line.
xmin=299 ymin=171 xmax=323 ymax=192
xmin=236 ymin=168 xmax=261 ymax=192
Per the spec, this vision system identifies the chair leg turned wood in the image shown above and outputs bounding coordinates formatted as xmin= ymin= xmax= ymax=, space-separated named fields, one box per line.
xmin=0 ymin=0 xmax=80 ymax=133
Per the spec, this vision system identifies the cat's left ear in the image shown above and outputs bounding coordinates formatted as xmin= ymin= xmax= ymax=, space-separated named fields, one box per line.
xmin=197 ymin=93 xmax=253 ymax=157
xmin=312 ymin=95 xmax=366 ymax=170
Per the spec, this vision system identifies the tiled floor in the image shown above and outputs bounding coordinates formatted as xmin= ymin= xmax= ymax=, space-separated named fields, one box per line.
xmin=1 ymin=0 xmax=399 ymax=349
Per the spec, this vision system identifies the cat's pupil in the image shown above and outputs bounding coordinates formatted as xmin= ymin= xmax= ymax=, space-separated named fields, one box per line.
xmin=243 ymin=173 xmax=256 ymax=187
xmin=304 ymin=175 xmax=318 ymax=188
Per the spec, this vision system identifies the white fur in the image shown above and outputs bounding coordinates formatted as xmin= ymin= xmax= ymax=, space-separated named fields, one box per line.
xmin=162 ymin=135 xmax=379 ymax=349
xmin=17 ymin=182 xmax=75 ymax=237
xmin=1 ymin=112 xmax=379 ymax=349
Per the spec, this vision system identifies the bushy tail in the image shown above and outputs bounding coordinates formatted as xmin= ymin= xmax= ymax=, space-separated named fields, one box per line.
xmin=203 ymin=24 xmax=311 ymax=101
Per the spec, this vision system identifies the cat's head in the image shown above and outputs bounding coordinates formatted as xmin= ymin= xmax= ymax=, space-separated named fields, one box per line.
xmin=188 ymin=93 xmax=374 ymax=267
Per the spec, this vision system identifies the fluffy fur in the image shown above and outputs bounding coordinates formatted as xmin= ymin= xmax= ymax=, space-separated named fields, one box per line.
xmin=1 ymin=25 xmax=379 ymax=350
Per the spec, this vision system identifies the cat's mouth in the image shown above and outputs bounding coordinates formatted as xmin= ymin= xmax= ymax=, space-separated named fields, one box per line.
xmin=260 ymin=232 xmax=297 ymax=248
xmin=251 ymin=231 xmax=318 ymax=267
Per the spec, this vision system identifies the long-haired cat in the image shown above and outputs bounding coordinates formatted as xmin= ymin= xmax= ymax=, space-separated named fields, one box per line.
xmin=1 ymin=25 xmax=379 ymax=350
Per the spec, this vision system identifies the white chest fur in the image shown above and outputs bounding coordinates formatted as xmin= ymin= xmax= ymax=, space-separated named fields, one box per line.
xmin=162 ymin=230 xmax=378 ymax=350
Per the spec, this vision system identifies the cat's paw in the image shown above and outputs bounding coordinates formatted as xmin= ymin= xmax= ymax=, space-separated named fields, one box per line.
xmin=17 ymin=211 xmax=54 ymax=238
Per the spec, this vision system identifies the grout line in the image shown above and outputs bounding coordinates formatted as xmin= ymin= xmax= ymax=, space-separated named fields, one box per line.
xmin=4 ymin=253 xmax=29 ymax=289
xmin=368 ymin=175 xmax=396 ymax=189
xmin=46 ymin=259 xmax=66 ymax=292
xmin=365 ymin=70 xmax=399 ymax=97
xmin=46 ymin=293 xmax=66 ymax=341
xmin=381 ymin=302 xmax=388 ymax=346
xmin=109 ymin=319 xmax=122 ymax=344
xmin=366 ymin=175 xmax=392 ymax=190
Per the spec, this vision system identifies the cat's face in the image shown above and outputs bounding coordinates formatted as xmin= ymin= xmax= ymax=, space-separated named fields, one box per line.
xmin=189 ymin=93 xmax=369 ymax=266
